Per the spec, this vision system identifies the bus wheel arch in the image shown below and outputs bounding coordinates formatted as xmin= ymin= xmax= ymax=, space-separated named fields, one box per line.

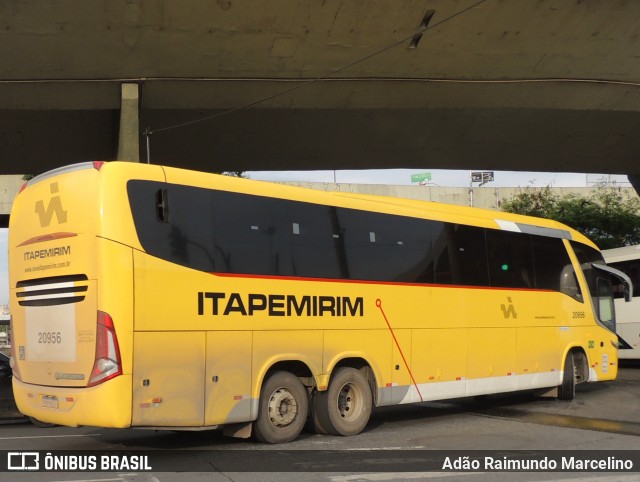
xmin=327 ymin=357 xmax=379 ymax=405
xmin=260 ymin=360 xmax=316 ymax=391
xmin=311 ymin=358 xmax=375 ymax=436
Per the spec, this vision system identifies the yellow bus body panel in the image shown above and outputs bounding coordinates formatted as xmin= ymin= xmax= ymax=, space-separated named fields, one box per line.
xmin=96 ymin=238 xmax=134 ymax=376
xmin=132 ymin=331 xmax=205 ymax=427
xmin=205 ymin=331 xmax=253 ymax=425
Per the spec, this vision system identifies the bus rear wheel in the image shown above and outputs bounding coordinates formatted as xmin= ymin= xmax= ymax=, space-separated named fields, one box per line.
xmin=313 ymin=367 xmax=372 ymax=436
xmin=558 ymin=352 xmax=576 ymax=401
xmin=254 ymin=371 xmax=308 ymax=444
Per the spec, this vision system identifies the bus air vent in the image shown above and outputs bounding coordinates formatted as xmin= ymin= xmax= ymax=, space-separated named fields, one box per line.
xmin=16 ymin=274 xmax=89 ymax=307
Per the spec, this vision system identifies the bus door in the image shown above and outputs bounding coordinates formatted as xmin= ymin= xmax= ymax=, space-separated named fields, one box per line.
xmin=592 ymin=263 xmax=633 ymax=347
xmin=204 ymin=331 xmax=252 ymax=426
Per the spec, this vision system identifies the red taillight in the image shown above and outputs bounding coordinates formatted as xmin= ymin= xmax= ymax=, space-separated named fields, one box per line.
xmin=92 ymin=161 xmax=105 ymax=170
xmin=88 ymin=311 xmax=122 ymax=387
xmin=18 ymin=182 xmax=28 ymax=194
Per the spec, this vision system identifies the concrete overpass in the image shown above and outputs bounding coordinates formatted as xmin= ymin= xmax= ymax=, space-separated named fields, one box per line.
xmin=2 ymin=0 xmax=640 ymax=192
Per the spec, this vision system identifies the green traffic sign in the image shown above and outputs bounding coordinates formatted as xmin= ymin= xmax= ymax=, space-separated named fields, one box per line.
xmin=411 ymin=172 xmax=432 ymax=183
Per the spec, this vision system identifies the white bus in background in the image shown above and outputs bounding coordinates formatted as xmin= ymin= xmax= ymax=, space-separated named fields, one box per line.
xmin=603 ymin=244 xmax=640 ymax=359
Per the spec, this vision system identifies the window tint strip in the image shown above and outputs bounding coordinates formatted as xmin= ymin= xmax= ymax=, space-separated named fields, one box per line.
xmin=495 ymin=218 xmax=573 ymax=240
xmin=128 ymin=180 xmax=580 ymax=295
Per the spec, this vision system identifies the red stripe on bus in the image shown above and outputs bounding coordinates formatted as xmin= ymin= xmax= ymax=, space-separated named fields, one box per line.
xmin=18 ymin=232 xmax=78 ymax=247
xmin=376 ymin=299 xmax=423 ymax=402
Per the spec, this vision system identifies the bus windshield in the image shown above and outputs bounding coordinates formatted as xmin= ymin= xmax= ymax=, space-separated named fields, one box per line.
xmin=571 ymin=241 xmax=631 ymax=333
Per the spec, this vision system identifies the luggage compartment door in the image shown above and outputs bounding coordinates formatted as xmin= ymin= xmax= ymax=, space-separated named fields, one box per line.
xmin=132 ymin=331 xmax=205 ymax=427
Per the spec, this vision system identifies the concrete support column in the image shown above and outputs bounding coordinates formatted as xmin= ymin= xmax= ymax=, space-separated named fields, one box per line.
xmin=117 ymin=83 xmax=140 ymax=162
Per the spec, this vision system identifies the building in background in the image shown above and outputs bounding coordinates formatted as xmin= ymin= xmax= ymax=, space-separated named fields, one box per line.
xmin=275 ymin=181 xmax=639 ymax=212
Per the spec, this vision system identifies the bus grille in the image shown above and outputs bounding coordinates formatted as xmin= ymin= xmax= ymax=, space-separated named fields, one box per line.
xmin=16 ymin=274 xmax=89 ymax=307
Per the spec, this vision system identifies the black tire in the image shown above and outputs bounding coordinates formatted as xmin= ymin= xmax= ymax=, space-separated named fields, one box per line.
xmin=558 ymin=352 xmax=576 ymax=401
xmin=313 ymin=367 xmax=372 ymax=437
xmin=28 ymin=417 xmax=56 ymax=428
xmin=309 ymin=390 xmax=331 ymax=435
xmin=253 ymin=371 xmax=308 ymax=444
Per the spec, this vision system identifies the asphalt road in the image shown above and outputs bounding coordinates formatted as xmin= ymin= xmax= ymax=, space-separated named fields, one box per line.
xmin=0 ymin=362 xmax=638 ymax=482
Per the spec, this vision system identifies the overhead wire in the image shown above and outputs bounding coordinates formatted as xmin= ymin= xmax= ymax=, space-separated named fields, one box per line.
xmin=143 ymin=0 xmax=491 ymax=159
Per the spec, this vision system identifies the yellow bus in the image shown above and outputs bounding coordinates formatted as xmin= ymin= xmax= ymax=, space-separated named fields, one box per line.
xmin=9 ymin=161 xmax=631 ymax=443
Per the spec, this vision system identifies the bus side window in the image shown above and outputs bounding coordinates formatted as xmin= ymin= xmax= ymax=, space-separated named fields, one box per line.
xmin=288 ymin=204 xmax=345 ymax=280
xmin=597 ymin=278 xmax=615 ymax=332
xmin=532 ymin=236 xmax=583 ymax=301
xmin=485 ymin=230 xmax=534 ymax=289
xmin=598 ymin=279 xmax=614 ymax=321
xmin=433 ymin=224 xmax=489 ymax=287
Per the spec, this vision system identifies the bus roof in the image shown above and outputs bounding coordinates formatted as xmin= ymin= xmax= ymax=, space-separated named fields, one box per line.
xmin=24 ymin=161 xmax=599 ymax=251
xmin=164 ymin=164 xmax=595 ymax=250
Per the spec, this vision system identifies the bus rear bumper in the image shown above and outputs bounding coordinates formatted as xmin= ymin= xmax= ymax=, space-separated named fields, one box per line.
xmin=12 ymin=375 xmax=132 ymax=428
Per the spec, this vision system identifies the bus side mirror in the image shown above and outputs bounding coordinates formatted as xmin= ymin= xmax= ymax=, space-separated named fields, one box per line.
xmin=624 ymin=283 xmax=631 ymax=302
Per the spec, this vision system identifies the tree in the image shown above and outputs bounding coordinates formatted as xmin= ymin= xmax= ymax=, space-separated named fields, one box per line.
xmin=501 ymin=185 xmax=640 ymax=249
xmin=221 ymin=170 xmax=247 ymax=178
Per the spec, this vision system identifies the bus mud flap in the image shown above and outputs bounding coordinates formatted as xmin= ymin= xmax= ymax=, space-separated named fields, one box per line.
xmin=223 ymin=422 xmax=252 ymax=439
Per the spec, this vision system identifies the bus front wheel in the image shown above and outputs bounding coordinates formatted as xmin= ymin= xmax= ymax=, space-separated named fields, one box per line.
xmin=313 ymin=367 xmax=372 ymax=436
xmin=254 ymin=371 xmax=308 ymax=444
xmin=558 ymin=352 xmax=576 ymax=401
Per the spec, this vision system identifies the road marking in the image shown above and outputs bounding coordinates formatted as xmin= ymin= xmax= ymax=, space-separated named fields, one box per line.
xmin=330 ymin=473 xmax=475 ymax=481
xmin=345 ymin=446 xmax=426 ymax=450
xmin=50 ymin=478 xmax=160 ymax=482
xmin=0 ymin=433 xmax=101 ymax=440
xmin=472 ymin=407 xmax=640 ymax=436
xmin=332 ymin=475 xmax=640 ymax=482
xmin=531 ymin=477 xmax=640 ymax=482
xmin=51 ymin=479 xmax=124 ymax=482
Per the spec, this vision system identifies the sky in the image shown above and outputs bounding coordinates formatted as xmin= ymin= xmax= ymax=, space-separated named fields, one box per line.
xmin=244 ymin=168 xmax=631 ymax=188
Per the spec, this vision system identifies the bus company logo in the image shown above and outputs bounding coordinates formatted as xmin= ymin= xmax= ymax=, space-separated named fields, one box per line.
xmin=35 ymin=182 xmax=68 ymax=227
xmin=198 ymin=291 xmax=365 ymax=317
xmin=7 ymin=452 xmax=39 ymax=471
xmin=500 ymin=297 xmax=518 ymax=319
xmin=23 ymin=245 xmax=71 ymax=261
